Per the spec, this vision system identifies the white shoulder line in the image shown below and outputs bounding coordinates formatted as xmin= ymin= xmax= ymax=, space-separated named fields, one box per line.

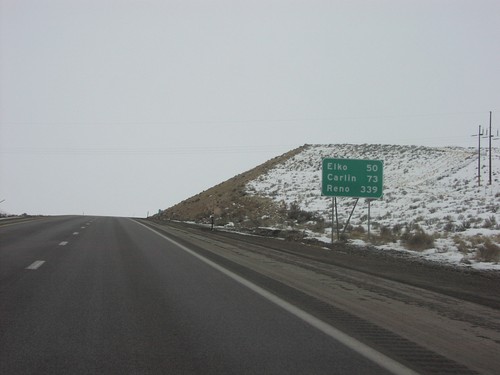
xmin=133 ymin=220 xmax=418 ymax=375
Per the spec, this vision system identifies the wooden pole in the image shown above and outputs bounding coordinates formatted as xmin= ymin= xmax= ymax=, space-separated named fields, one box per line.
xmin=489 ymin=111 xmax=492 ymax=185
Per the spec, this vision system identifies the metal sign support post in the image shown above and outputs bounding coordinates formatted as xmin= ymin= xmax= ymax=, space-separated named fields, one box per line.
xmin=330 ymin=197 xmax=342 ymax=243
xmin=342 ymin=198 xmax=359 ymax=236
xmin=334 ymin=197 xmax=340 ymax=242
xmin=367 ymin=200 xmax=371 ymax=240
xmin=322 ymin=158 xmax=383 ymax=244
xmin=331 ymin=198 xmax=334 ymax=244
xmin=331 ymin=197 xmax=359 ymax=242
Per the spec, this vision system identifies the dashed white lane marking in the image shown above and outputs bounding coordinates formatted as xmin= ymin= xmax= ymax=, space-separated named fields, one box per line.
xmin=26 ymin=260 xmax=45 ymax=270
xmin=81 ymin=226 xmax=86 ymax=229
xmin=73 ymin=232 xmax=79 ymax=235
xmin=59 ymin=241 xmax=69 ymax=246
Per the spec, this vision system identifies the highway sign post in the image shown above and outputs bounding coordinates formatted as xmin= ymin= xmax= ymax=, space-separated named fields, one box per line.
xmin=322 ymin=158 xmax=383 ymax=242
xmin=322 ymin=158 xmax=383 ymax=198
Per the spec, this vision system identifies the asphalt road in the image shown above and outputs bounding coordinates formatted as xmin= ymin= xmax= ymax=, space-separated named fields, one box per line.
xmin=0 ymin=216 xmax=406 ymax=374
xmin=142 ymin=220 xmax=500 ymax=375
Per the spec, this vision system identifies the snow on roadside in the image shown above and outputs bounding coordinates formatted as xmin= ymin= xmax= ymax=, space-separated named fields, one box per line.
xmin=246 ymin=144 xmax=500 ymax=270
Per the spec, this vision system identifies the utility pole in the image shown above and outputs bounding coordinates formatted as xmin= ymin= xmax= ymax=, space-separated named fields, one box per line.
xmin=482 ymin=111 xmax=498 ymax=185
xmin=483 ymin=111 xmax=498 ymax=185
xmin=472 ymin=125 xmax=483 ymax=186
xmin=489 ymin=111 xmax=492 ymax=185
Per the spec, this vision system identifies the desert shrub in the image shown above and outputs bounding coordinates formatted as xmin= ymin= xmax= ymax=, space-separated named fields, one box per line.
xmin=482 ymin=215 xmax=497 ymax=229
xmin=475 ymin=240 xmax=500 ymax=262
xmin=401 ymin=229 xmax=435 ymax=251
xmin=342 ymin=224 xmax=354 ymax=233
xmin=485 ymin=204 xmax=498 ymax=213
xmin=379 ymin=225 xmax=396 ymax=242
xmin=307 ymin=219 xmax=326 ymax=233
xmin=425 ymin=217 xmax=440 ymax=226
xmin=288 ymin=201 xmax=305 ymax=220
xmin=453 ymin=236 xmax=469 ymax=254
xmin=392 ymin=223 xmax=403 ymax=235
xmin=456 ymin=220 xmax=471 ymax=232
xmin=380 ymin=211 xmax=392 ymax=220
xmin=405 ymin=222 xmax=421 ymax=232
xmin=283 ymin=230 xmax=305 ymax=241
xmin=288 ymin=201 xmax=321 ymax=224
xmin=352 ymin=225 xmax=365 ymax=234
xmin=367 ymin=225 xmax=395 ymax=245
xmin=443 ymin=222 xmax=455 ymax=232
xmin=469 ymin=216 xmax=482 ymax=225
xmin=338 ymin=232 xmax=349 ymax=242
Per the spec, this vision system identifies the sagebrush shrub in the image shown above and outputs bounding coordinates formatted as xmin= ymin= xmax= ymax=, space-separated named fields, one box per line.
xmin=401 ymin=229 xmax=435 ymax=251
xmin=476 ymin=240 xmax=500 ymax=262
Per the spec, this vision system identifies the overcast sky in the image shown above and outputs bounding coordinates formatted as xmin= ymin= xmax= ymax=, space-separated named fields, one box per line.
xmin=1 ymin=0 xmax=499 ymax=217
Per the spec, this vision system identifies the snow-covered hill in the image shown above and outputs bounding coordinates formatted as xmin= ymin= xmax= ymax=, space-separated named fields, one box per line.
xmin=246 ymin=144 xmax=500 ymax=270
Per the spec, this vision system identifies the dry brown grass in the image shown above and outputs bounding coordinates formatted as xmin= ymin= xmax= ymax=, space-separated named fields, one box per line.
xmin=476 ymin=240 xmax=500 ymax=262
xmin=452 ymin=235 xmax=500 ymax=262
xmin=401 ymin=229 xmax=435 ymax=251
xmin=155 ymin=145 xmax=307 ymax=226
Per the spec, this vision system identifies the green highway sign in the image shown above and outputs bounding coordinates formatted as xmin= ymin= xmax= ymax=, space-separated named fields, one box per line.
xmin=322 ymin=158 xmax=383 ymax=198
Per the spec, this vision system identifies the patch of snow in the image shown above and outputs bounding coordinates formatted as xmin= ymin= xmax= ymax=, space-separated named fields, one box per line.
xmin=471 ymin=262 xmax=500 ymax=271
xmin=245 ymin=144 xmax=500 ymax=270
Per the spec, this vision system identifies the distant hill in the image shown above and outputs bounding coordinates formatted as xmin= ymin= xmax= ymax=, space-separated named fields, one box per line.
xmin=155 ymin=145 xmax=307 ymax=225
xmin=154 ymin=144 xmax=500 ymax=268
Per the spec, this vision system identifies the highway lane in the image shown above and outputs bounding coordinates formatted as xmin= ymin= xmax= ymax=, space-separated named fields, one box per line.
xmin=0 ymin=216 xmax=94 ymax=285
xmin=0 ymin=216 xmax=403 ymax=374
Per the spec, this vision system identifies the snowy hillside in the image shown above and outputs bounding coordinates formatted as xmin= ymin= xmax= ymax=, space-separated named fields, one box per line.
xmin=246 ymin=144 xmax=500 ymax=270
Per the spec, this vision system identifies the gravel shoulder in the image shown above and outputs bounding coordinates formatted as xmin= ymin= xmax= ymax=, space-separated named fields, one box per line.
xmin=156 ymin=220 xmax=500 ymax=309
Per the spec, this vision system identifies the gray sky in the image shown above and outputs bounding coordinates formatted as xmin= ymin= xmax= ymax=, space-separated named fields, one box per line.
xmin=1 ymin=0 xmax=499 ymax=217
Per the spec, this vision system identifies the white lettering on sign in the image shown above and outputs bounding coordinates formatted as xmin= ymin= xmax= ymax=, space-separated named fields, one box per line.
xmin=327 ymin=162 xmax=348 ymax=171
xmin=326 ymin=185 xmax=350 ymax=193
xmin=361 ymin=186 xmax=378 ymax=194
xmin=327 ymin=174 xmax=357 ymax=182
xmin=322 ymin=158 xmax=383 ymax=198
